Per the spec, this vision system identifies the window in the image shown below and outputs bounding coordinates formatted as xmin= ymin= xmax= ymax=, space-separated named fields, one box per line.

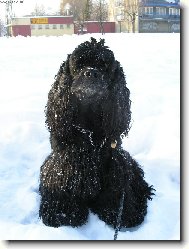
xmin=169 ymin=8 xmax=180 ymax=15
xmin=45 ymin=24 xmax=49 ymax=29
xmin=144 ymin=7 xmax=153 ymax=15
xmin=67 ymin=24 xmax=70 ymax=28
xmin=177 ymin=9 xmax=180 ymax=15
xmin=38 ymin=24 xmax=42 ymax=29
xmin=156 ymin=7 xmax=166 ymax=16
xmin=53 ymin=24 xmax=57 ymax=29
xmin=31 ymin=25 xmax=35 ymax=30
xmin=60 ymin=24 xmax=64 ymax=29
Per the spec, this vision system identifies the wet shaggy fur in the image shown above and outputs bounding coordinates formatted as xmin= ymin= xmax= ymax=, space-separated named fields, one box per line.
xmin=39 ymin=38 xmax=154 ymax=229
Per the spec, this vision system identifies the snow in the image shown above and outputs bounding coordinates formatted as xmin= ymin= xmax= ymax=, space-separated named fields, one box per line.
xmin=0 ymin=33 xmax=180 ymax=240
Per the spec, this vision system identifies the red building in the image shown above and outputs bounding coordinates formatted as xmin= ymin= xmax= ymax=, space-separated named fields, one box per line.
xmin=11 ymin=16 xmax=74 ymax=37
xmin=10 ymin=16 xmax=115 ymax=37
xmin=74 ymin=21 xmax=115 ymax=34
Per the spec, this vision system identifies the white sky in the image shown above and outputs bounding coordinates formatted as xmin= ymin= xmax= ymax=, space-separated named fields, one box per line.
xmin=0 ymin=0 xmax=60 ymax=21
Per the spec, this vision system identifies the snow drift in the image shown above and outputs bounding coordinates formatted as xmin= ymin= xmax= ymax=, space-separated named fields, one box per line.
xmin=0 ymin=33 xmax=180 ymax=240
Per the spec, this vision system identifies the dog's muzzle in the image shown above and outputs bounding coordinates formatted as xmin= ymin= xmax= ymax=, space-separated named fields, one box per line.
xmin=71 ymin=67 xmax=107 ymax=101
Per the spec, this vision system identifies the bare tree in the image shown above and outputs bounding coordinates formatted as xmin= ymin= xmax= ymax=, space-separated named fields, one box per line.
xmin=31 ymin=4 xmax=46 ymax=16
xmin=0 ymin=18 xmax=6 ymax=37
xmin=123 ymin=0 xmax=140 ymax=33
xmin=60 ymin=0 xmax=92 ymax=20
xmin=60 ymin=0 xmax=93 ymax=34
xmin=60 ymin=0 xmax=108 ymax=34
xmin=112 ymin=0 xmax=141 ymax=33
xmin=91 ymin=0 xmax=108 ymax=34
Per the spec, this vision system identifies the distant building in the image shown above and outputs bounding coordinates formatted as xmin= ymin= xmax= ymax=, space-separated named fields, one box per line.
xmin=74 ymin=21 xmax=115 ymax=34
xmin=108 ymin=0 xmax=180 ymax=33
xmin=10 ymin=16 xmax=115 ymax=36
xmin=139 ymin=0 xmax=180 ymax=33
xmin=108 ymin=0 xmax=140 ymax=33
xmin=11 ymin=16 xmax=74 ymax=37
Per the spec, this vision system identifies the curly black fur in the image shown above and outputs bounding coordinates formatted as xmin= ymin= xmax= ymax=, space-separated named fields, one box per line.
xmin=39 ymin=37 xmax=155 ymax=229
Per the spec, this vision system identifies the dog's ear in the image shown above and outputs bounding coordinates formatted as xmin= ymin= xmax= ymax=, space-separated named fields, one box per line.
xmin=108 ymin=60 xmax=123 ymax=83
xmin=54 ymin=55 xmax=72 ymax=83
xmin=102 ymin=61 xmax=131 ymax=139
xmin=45 ymin=55 xmax=75 ymax=145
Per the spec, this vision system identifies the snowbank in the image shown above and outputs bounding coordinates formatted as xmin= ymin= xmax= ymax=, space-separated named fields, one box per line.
xmin=0 ymin=33 xmax=180 ymax=240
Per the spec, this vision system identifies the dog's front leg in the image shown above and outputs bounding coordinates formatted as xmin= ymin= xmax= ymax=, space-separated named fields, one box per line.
xmin=39 ymin=153 xmax=89 ymax=227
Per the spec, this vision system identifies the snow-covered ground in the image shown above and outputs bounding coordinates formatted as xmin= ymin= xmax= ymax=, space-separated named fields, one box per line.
xmin=0 ymin=33 xmax=180 ymax=240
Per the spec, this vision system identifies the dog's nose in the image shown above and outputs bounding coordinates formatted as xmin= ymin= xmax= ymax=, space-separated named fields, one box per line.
xmin=84 ymin=69 xmax=98 ymax=78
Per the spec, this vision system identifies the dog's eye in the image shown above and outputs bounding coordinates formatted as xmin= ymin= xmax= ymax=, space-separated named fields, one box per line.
xmin=84 ymin=71 xmax=91 ymax=77
xmin=84 ymin=70 xmax=98 ymax=78
xmin=94 ymin=72 xmax=98 ymax=78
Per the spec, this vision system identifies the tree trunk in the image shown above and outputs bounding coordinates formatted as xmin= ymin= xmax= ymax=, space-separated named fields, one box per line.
xmin=132 ymin=13 xmax=136 ymax=33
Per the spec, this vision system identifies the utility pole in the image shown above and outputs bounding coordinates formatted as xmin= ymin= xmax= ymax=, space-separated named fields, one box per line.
xmin=5 ymin=1 xmax=13 ymax=37
xmin=4 ymin=1 xmax=24 ymax=36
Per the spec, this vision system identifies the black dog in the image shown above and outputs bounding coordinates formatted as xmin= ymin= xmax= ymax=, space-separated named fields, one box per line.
xmin=39 ymin=38 xmax=154 ymax=230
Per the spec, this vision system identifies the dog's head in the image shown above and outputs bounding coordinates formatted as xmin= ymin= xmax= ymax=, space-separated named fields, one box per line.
xmin=46 ymin=38 xmax=131 ymax=144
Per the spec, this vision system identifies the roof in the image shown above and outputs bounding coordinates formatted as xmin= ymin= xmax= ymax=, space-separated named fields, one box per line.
xmin=142 ymin=0 xmax=180 ymax=7
xmin=12 ymin=15 xmax=73 ymax=19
